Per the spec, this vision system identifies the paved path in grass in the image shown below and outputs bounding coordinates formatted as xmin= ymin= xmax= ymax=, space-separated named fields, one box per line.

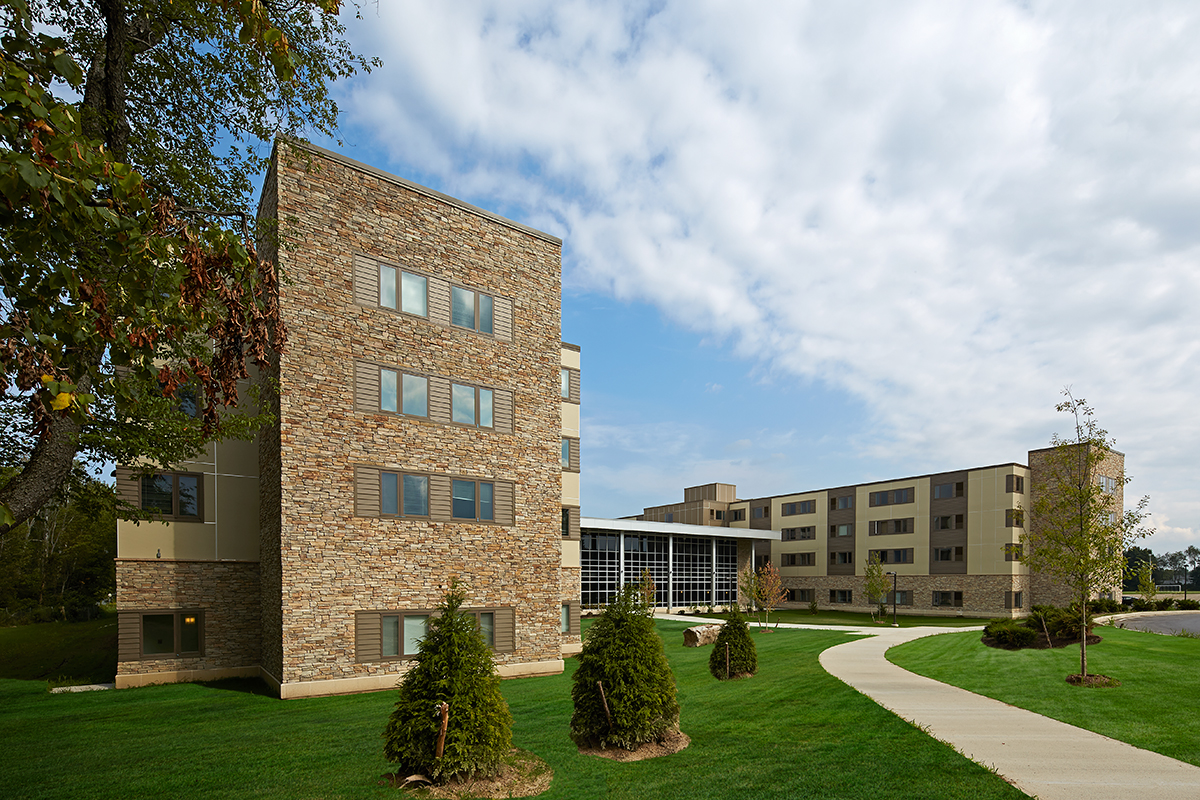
xmin=819 ymin=626 xmax=1200 ymax=800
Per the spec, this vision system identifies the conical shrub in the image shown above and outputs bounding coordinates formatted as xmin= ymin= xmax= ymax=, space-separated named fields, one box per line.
xmin=382 ymin=584 xmax=512 ymax=780
xmin=709 ymin=610 xmax=757 ymax=679
xmin=570 ymin=584 xmax=679 ymax=750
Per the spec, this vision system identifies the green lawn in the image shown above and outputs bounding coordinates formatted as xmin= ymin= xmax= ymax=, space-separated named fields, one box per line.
xmin=887 ymin=625 xmax=1200 ymax=767
xmin=0 ymin=612 xmax=117 ymax=685
xmin=693 ymin=608 xmax=986 ymax=628
xmin=0 ymin=620 xmax=1029 ymax=800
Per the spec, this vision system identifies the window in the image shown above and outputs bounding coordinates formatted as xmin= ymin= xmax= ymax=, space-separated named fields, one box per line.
xmin=1005 ymin=509 xmax=1024 ymax=528
xmin=830 ymin=589 xmax=852 ymax=604
xmin=561 ymin=368 xmax=570 ymax=399
xmin=782 ymin=500 xmax=816 ymax=516
xmin=1097 ymin=475 xmax=1119 ymax=493
xmin=140 ymin=473 xmax=202 ymax=521
xmin=829 ymin=551 xmax=853 ymax=565
xmin=665 ymin=512 xmax=674 ymax=523
xmin=451 ymin=286 xmax=494 ymax=334
xmin=380 ymin=369 xmax=428 ymax=417
xmin=753 ymin=506 xmax=769 ymax=519
xmin=869 ymin=488 xmax=915 ymax=507
xmin=1005 ymin=591 xmax=1024 ymax=609
xmin=869 ymin=548 xmax=913 ymax=564
xmin=562 ymin=508 xmax=570 ymax=538
xmin=831 ymin=495 xmax=853 ymax=510
xmin=452 ymin=480 xmax=494 ymax=521
xmin=868 ymin=518 xmax=914 ymax=536
xmin=782 ymin=552 xmax=815 ymax=567
xmin=933 ymin=591 xmax=963 ymax=608
xmin=561 ymin=604 xmax=570 ymax=633
xmin=1005 ymin=474 xmax=1025 ymax=494
xmin=730 ymin=509 xmax=746 ymax=522
xmin=885 ymin=590 xmax=912 ymax=606
xmin=782 ymin=526 xmax=816 ymax=541
xmin=1004 ymin=543 xmax=1023 ymax=562
xmin=932 ymin=514 xmax=964 ymax=531
xmin=452 ymin=384 xmax=493 ymax=427
xmin=933 ymin=546 xmax=965 ymax=562
xmin=381 ymin=472 xmax=430 ymax=517
xmin=562 ymin=439 xmax=570 ymax=468
xmin=139 ymin=610 xmax=203 ymax=657
xmin=830 ymin=523 xmax=853 ymax=537
xmin=933 ymin=481 xmax=965 ymax=499
xmin=381 ymin=612 xmax=428 ymax=658
xmin=379 ymin=265 xmax=428 ymax=316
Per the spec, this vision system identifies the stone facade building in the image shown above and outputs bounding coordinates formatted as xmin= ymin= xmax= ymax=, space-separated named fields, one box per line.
xmin=115 ymin=142 xmax=581 ymax=697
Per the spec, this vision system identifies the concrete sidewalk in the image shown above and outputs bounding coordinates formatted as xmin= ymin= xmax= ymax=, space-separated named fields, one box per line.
xmin=819 ymin=627 xmax=1200 ymax=800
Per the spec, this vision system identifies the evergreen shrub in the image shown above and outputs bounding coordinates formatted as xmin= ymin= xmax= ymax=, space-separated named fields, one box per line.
xmin=1155 ymin=598 xmax=1176 ymax=611
xmin=708 ymin=610 xmax=757 ymax=680
xmin=1177 ymin=599 xmax=1200 ymax=611
xmin=382 ymin=584 xmax=512 ymax=781
xmin=570 ymin=584 xmax=680 ymax=750
xmin=983 ymin=618 xmax=1037 ymax=648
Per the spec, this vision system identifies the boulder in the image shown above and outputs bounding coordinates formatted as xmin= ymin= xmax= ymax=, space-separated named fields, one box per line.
xmin=683 ymin=624 xmax=722 ymax=647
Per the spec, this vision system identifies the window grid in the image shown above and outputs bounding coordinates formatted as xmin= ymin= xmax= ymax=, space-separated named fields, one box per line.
xmin=140 ymin=472 xmax=202 ymax=521
xmin=673 ymin=536 xmax=713 ymax=606
xmin=623 ymin=535 xmax=670 ymax=607
xmin=581 ymin=533 xmax=621 ymax=608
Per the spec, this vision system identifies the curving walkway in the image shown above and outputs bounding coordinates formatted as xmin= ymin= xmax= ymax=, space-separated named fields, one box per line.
xmin=819 ymin=626 xmax=1200 ymax=800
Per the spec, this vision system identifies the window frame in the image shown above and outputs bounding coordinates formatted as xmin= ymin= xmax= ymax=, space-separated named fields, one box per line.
xmin=1005 ymin=509 xmax=1025 ymax=528
xmin=139 ymin=472 xmax=204 ymax=522
xmin=932 ymin=481 xmax=965 ymax=499
xmin=868 ymin=518 xmax=914 ymax=536
xmin=137 ymin=609 xmax=205 ymax=658
xmin=933 ymin=546 xmax=965 ymax=563
xmin=450 ymin=382 xmax=494 ymax=428
xmin=451 ymin=479 xmax=495 ymax=522
xmin=450 ymin=285 xmax=495 ymax=334
xmin=869 ymin=548 xmax=914 ymax=564
xmin=379 ymin=368 xmax=429 ymax=418
xmin=380 ymin=471 xmax=430 ymax=518
xmin=830 ymin=523 xmax=854 ymax=537
xmin=829 ymin=589 xmax=853 ymax=604
xmin=1004 ymin=543 xmax=1023 ymax=562
xmin=378 ymin=264 xmax=429 ymax=318
xmin=932 ymin=591 xmax=964 ymax=608
xmin=932 ymin=514 xmax=965 ymax=531
xmin=830 ymin=495 xmax=854 ymax=511
xmin=730 ymin=509 xmax=746 ymax=522
xmin=1005 ymin=474 xmax=1025 ymax=494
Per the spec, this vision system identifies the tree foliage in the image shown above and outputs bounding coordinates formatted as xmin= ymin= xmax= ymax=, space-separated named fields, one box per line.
xmin=755 ymin=561 xmax=786 ymax=629
xmin=1020 ymin=389 xmax=1151 ymax=678
xmin=570 ymin=584 xmax=679 ymax=750
xmin=708 ymin=609 xmax=757 ymax=680
xmin=382 ymin=583 xmax=513 ymax=781
xmin=864 ymin=551 xmax=890 ymax=620
xmin=0 ymin=0 xmax=376 ymax=533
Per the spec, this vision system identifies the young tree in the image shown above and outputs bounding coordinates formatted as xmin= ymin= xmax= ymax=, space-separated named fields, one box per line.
xmin=708 ymin=609 xmax=757 ymax=680
xmin=0 ymin=0 xmax=377 ymax=534
xmin=1135 ymin=559 xmax=1157 ymax=605
xmin=738 ymin=564 xmax=760 ymax=621
xmin=570 ymin=584 xmax=679 ymax=750
xmin=383 ymin=583 xmax=513 ymax=781
xmin=755 ymin=561 xmax=786 ymax=630
xmin=864 ymin=552 xmax=890 ymax=622
xmin=1021 ymin=390 xmax=1152 ymax=679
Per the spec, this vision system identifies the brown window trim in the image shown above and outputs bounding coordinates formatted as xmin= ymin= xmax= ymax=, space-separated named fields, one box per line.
xmin=364 ymin=607 xmax=514 ymax=661
xmin=128 ymin=609 xmax=205 ymax=659
xmin=138 ymin=471 xmax=205 ymax=522
xmin=450 ymin=284 xmax=497 ymax=336
xmin=377 ymin=262 xmax=431 ymax=319
xmin=378 ymin=367 xmax=430 ymax=419
xmin=449 ymin=382 xmax=497 ymax=429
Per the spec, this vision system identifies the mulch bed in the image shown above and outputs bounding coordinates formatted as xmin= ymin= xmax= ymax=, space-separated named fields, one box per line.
xmin=380 ymin=749 xmax=552 ymax=798
xmin=1066 ymin=673 xmax=1121 ymax=687
xmin=577 ymin=727 xmax=690 ymax=762
xmin=981 ymin=631 xmax=1102 ymax=651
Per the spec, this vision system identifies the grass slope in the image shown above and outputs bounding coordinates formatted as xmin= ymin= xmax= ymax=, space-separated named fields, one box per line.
xmin=0 ymin=621 xmax=1030 ymax=800
xmin=887 ymin=625 xmax=1200 ymax=767
xmin=0 ymin=613 xmax=117 ymax=684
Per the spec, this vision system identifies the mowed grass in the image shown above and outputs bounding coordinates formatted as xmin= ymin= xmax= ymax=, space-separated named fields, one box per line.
xmin=0 ymin=613 xmax=118 ymax=685
xmin=697 ymin=608 xmax=986 ymax=628
xmin=887 ymin=625 xmax=1200 ymax=767
xmin=0 ymin=620 xmax=1030 ymax=800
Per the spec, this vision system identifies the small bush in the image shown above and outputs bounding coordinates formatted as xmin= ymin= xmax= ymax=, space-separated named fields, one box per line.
xmin=382 ymin=584 xmax=512 ymax=781
xmin=1090 ymin=598 xmax=1122 ymax=614
xmin=1130 ymin=599 xmax=1153 ymax=612
xmin=709 ymin=611 xmax=757 ymax=680
xmin=570 ymin=584 xmax=679 ymax=750
xmin=1155 ymin=598 xmax=1176 ymax=611
xmin=983 ymin=619 xmax=1037 ymax=648
xmin=1177 ymin=599 xmax=1200 ymax=611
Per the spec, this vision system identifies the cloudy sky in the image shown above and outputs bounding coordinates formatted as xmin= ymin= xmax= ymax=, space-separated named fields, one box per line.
xmin=313 ymin=0 xmax=1200 ymax=553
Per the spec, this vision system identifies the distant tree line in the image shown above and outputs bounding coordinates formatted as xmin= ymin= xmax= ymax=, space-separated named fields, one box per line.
xmin=1123 ymin=546 xmax=1200 ymax=592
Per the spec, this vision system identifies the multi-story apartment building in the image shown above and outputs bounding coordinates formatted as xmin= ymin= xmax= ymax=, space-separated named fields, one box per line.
xmin=114 ymin=142 xmax=582 ymax=697
xmin=636 ymin=449 xmax=1125 ymax=618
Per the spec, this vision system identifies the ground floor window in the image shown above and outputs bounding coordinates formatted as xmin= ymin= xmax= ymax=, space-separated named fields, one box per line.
xmin=933 ymin=591 xmax=964 ymax=608
xmin=1005 ymin=590 xmax=1024 ymax=609
xmin=830 ymin=589 xmax=852 ymax=604
xmin=787 ymin=588 xmax=814 ymax=602
xmin=357 ymin=607 xmax=512 ymax=662
xmin=140 ymin=609 xmax=204 ymax=657
xmin=581 ymin=530 xmax=739 ymax=608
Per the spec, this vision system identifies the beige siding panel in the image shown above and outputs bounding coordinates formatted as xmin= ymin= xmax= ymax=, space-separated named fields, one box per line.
xmin=495 ymin=481 xmax=515 ymax=526
xmin=428 ymin=376 xmax=451 ymax=423
xmin=355 ymin=361 xmax=380 ymax=412
xmin=428 ymin=276 xmax=451 ymax=326
xmin=494 ymin=607 xmax=515 ymax=652
xmin=355 ymin=611 xmax=381 ymax=663
xmin=429 ymin=475 xmax=452 ymax=521
xmin=494 ymin=296 xmax=513 ymax=341
xmin=354 ymin=466 xmax=381 ymax=518
xmin=568 ymin=368 xmax=581 ymax=403
xmin=114 ymin=467 xmax=140 ymax=510
xmin=494 ymin=390 xmax=513 ymax=434
xmin=353 ymin=254 xmax=379 ymax=307
xmin=118 ymin=612 xmax=141 ymax=661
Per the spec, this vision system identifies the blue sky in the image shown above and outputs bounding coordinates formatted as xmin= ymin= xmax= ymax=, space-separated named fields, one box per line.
xmin=301 ymin=1 xmax=1200 ymax=551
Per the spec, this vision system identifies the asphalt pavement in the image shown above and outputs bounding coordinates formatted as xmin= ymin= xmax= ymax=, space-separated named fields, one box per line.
xmin=1108 ymin=610 xmax=1200 ymax=635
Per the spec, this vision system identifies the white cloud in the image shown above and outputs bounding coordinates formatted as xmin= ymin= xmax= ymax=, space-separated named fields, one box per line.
xmin=337 ymin=0 xmax=1200 ymax=550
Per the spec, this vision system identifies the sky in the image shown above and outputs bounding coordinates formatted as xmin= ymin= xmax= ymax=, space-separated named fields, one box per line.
xmin=305 ymin=0 xmax=1200 ymax=553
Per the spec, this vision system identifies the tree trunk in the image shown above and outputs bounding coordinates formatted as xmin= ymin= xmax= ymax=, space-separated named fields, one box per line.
xmin=1079 ymin=595 xmax=1088 ymax=677
xmin=0 ymin=410 xmax=84 ymax=536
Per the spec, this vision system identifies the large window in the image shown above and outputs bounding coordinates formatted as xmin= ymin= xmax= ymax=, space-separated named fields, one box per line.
xmin=830 ymin=589 xmax=852 ymax=604
xmin=380 ymin=369 xmax=428 ymax=417
xmin=830 ymin=495 xmax=854 ymax=510
xmin=869 ymin=488 xmax=914 ymax=507
xmin=451 ymin=286 xmax=494 ymax=334
xmin=140 ymin=473 xmax=202 ymax=521
xmin=933 ymin=481 xmax=964 ymax=499
xmin=581 ymin=532 xmax=620 ymax=607
xmin=782 ymin=500 xmax=816 ymax=515
xmin=782 ymin=526 xmax=816 ymax=541
xmin=623 ymin=535 xmax=670 ymax=607
xmin=868 ymin=518 xmax=914 ymax=535
xmin=782 ymin=552 xmax=816 ymax=567
xmin=1004 ymin=543 xmax=1023 ymax=562
xmin=1005 ymin=509 xmax=1024 ymax=528
xmin=933 ymin=546 xmax=965 ymax=562
xmin=452 ymin=383 xmax=493 ymax=427
xmin=830 ymin=523 xmax=853 ymax=537
xmin=381 ymin=472 xmax=429 ymax=517
xmin=140 ymin=610 xmax=203 ymax=657
xmin=869 ymin=548 xmax=913 ymax=564
xmin=932 ymin=514 xmax=964 ymax=531
xmin=1005 ymin=474 xmax=1025 ymax=494
xmin=379 ymin=265 xmax=428 ymax=317
xmin=452 ymin=480 xmax=494 ymax=521
xmin=829 ymin=551 xmax=853 ymax=565
xmin=933 ymin=591 xmax=963 ymax=608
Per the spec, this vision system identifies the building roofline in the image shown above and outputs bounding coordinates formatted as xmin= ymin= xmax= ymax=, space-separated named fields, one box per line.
xmin=561 ymin=341 xmax=581 ymax=352
xmin=581 ymin=516 xmax=780 ymax=541
xmin=1027 ymin=445 xmax=1126 ymax=458
xmin=279 ymin=139 xmax=563 ymax=246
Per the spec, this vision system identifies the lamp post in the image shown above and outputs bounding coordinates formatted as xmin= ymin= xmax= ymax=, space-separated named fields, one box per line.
xmin=886 ymin=571 xmax=898 ymax=627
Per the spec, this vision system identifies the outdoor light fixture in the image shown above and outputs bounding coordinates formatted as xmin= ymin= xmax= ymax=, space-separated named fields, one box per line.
xmin=885 ymin=571 xmax=898 ymax=627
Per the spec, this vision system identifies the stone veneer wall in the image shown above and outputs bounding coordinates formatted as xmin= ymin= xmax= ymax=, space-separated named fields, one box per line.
xmin=780 ymin=574 xmax=1029 ymax=618
xmin=268 ymin=143 xmax=564 ymax=690
xmin=116 ymin=560 xmax=261 ymax=675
